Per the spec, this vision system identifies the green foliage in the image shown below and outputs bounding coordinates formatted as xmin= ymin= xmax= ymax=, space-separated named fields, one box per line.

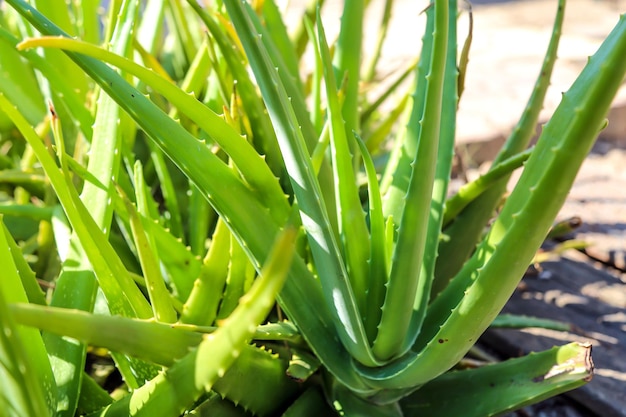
xmin=0 ymin=0 xmax=623 ymax=415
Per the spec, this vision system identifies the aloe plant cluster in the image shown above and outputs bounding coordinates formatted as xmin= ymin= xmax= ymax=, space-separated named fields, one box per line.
xmin=0 ymin=0 xmax=624 ymax=415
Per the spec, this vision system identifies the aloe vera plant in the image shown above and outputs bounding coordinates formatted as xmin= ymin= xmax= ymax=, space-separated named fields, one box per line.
xmin=0 ymin=0 xmax=624 ymax=415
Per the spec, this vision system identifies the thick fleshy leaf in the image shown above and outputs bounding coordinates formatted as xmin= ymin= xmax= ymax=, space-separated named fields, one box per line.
xmin=401 ymin=343 xmax=592 ymax=416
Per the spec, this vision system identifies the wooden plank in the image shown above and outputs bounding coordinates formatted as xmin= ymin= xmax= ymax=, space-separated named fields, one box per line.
xmin=555 ymin=145 xmax=626 ymax=272
xmin=481 ymin=257 xmax=626 ymax=417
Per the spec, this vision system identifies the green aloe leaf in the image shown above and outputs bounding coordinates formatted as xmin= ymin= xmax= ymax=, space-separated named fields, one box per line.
xmin=24 ymin=0 xmax=89 ymax=152
xmin=26 ymin=102 xmax=151 ymax=315
xmin=260 ymin=0 xmax=302 ymax=93
xmin=1 ymin=221 xmax=47 ymax=306
xmin=282 ymin=387 xmax=335 ymax=417
xmin=212 ymin=344 xmax=300 ymax=416
xmin=435 ymin=0 xmax=566 ymax=286
xmin=363 ymin=0 xmax=394 ymax=83
xmin=0 ymin=96 xmax=157 ymax=400
xmin=0 ymin=217 xmax=55 ymax=417
xmin=16 ymin=35 xmax=290 ymax=224
xmin=360 ymin=10 xmax=626 ymax=391
xmin=0 ymin=27 xmax=93 ymax=138
xmin=373 ymin=0 xmax=450 ymax=361
xmin=2 ymin=86 xmax=161 ymax=388
xmin=401 ymin=343 xmax=592 ymax=416
xmin=64 ymin=152 xmax=203 ymax=302
xmin=10 ymin=302 xmax=203 ymax=367
xmin=313 ymin=11 xmax=370 ymax=321
xmin=403 ymin=0 xmax=459 ymax=354
xmin=490 ymin=314 xmax=572 ymax=332
xmin=181 ymin=217 xmax=230 ymax=326
xmin=77 ymin=373 xmax=113 ymax=415
xmin=361 ymin=60 xmax=416 ymax=126
xmin=380 ymin=5 xmax=434 ymax=212
xmin=354 ymin=132 xmax=387 ymax=342
xmin=442 ymin=148 xmax=533 ymax=228
xmin=217 ymin=231 xmax=256 ymax=320
xmin=0 ymin=0 xmax=611 ymax=413
xmin=333 ymin=0 xmax=364 ymax=137
xmin=0 ymin=26 xmax=45 ymax=127
xmin=6 ymin=0 xmax=370 ymax=394
xmin=223 ymin=0 xmax=377 ymax=367
xmin=41 ymin=0 xmax=138 ymax=412
xmin=92 ymin=225 xmax=297 ymax=416
xmin=222 ymin=0 xmax=339 ymax=223
xmin=186 ymin=3 xmax=285 ymax=180
xmin=123 ymin=168 xmax=177 ymax=323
